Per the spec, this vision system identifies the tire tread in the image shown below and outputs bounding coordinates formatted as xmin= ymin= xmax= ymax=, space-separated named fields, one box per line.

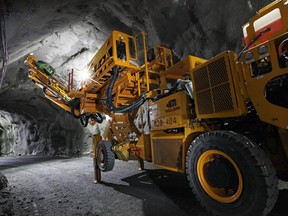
xmin=185 ymin=130 xmax=278 ymax=216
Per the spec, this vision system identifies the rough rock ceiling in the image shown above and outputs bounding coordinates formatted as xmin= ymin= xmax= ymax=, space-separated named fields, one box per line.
xmin=0 ymin=0 xmax=273 ymax=156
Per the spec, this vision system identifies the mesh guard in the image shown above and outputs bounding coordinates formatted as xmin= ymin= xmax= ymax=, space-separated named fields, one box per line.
xmin=191 ymin=51 xmax=246 ymax=118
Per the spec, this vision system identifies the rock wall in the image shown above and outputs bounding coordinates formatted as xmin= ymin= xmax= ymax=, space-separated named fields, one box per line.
xmin=0 ymin=83 xmax=91 ymax=156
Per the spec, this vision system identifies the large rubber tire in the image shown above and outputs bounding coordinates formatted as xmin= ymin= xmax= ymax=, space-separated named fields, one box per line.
xmin=96 ymin=140 xmax=115 ymax=172
xmin=186 ymin=131 xmax=278 ymax=216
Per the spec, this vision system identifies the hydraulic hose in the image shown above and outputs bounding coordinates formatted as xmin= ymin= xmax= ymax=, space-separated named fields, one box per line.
xmin=43 ymin=87 xmax=59 ymax=99
xmin=106 ymin=67 xmax=146 ymax=113
xmin=237 ymin=27 xmax=271 ymax=60
xmin=71 ymin=99 xmax=81 ymax=119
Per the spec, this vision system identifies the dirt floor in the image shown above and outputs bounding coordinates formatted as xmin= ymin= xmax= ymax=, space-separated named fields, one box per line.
xmin=1 ymin=156 xmax=288 ymax=216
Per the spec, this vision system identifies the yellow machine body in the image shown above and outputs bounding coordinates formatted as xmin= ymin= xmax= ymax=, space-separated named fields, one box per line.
xmin=149 ymin=91 xmax=206 ymax=172
xmin=25 ymin=0 xmax=288 ymax=186
xmin=190 ymin=51 xmax=247 ymax=119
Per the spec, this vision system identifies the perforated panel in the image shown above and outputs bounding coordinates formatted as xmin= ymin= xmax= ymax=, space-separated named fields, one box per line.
xmin=192 ymin=51 xmax=244 ymax=118
xmin=208 ymin=57 xmax=228 ymax=86
xmin=194 ymin=66 xmax=209 ymax=91
xmin=213 ymin=83 xmax=233 ymax=112
xmin=153 ymin=138 xmax=182 ymax=169
xmin=195 ymin=89 xmax=213 ymax=114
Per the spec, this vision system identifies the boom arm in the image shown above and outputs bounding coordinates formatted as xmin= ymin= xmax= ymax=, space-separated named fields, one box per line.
xmin=25 ymin=31 xmax=174 ymax=125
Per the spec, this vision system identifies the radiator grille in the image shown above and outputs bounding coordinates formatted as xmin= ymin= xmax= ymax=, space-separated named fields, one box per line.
xmin=193 ymin=55 xmax=234 ymax=116
xmin=196 ymin=89 xmax=213 ymax=114
xmin=213 ymin=83 xmax=233 ymax=112
xmin=208 ymin=57 xmax=228 ymax=86
xmin=194 ymin=66 xmax=209 ymax=91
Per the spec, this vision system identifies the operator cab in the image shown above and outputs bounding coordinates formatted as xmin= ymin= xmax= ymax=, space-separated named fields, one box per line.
xmin=240 ymin=0 xmax=288 ymax=129
xmin=242 ymin=0 xmax=288 ymax=47
xmin=242 ymin=0 xmax=288 ymax=72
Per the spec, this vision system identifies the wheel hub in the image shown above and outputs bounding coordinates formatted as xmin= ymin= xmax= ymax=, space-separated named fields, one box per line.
xmin=197 ymin=150 xmax=243 ymax=203
xmin=206 ymin=157 xmax=239 ymax=189
xmin=97 ymin=148 xmax=106 ymax=167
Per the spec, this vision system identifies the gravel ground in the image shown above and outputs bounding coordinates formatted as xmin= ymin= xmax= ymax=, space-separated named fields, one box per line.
xmin=0 ymin=172 xmax=14 ymax=216
xmin=1 ymin=156 xmax=288 ymax=216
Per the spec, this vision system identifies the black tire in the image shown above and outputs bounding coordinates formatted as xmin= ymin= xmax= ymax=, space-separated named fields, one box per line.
xmin=96 ymin=140 xmax=115 ymax=172
xmin=186 ymin=131 xmax=278 ymax=216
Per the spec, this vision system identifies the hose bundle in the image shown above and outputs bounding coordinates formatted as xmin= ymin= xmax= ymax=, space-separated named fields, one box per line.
xmin=106 ymin=67 xmax=146 ymax=113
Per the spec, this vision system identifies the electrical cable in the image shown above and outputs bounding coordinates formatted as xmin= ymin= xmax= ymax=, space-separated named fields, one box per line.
xmin=237 ymin=27 xmax=271 ymax=60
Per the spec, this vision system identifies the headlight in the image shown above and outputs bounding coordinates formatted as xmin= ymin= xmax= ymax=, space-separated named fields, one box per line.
xmin=258 ymin=45 xmax=268 ymax=55
xmin=79 ymin=68 xmax=90 ymax=82
xmin=244 ymin=51 xmax=253 ymax=60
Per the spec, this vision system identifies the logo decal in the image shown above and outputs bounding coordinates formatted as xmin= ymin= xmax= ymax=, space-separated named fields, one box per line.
xmin=165 ymin=99 xmax=180 ymax=112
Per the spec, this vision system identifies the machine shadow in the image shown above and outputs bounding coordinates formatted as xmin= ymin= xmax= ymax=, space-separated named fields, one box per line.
xmin=102 ymin=169 xmax=208 ymax=216
xmin=269 ymin=173 xmax=288 ymax=216
xmin=269 ymin=190 xmax=288 ymax=215
xmin=103 ymin=169 xmax=288 ymax=216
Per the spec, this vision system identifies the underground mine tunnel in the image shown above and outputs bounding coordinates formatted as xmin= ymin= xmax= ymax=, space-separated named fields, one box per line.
xmin=1 ymin=0 xmax=288 ymax=215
